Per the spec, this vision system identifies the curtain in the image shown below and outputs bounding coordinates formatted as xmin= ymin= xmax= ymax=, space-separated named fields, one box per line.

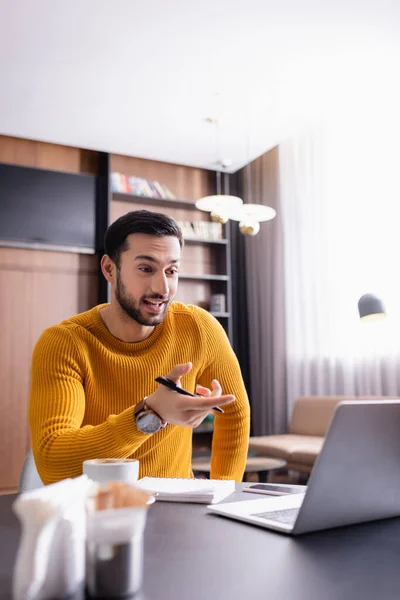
xmin=279 ymin=124 xmax=400 ymax=413
xmin=241 ymin=148 xmax=288 ymax=435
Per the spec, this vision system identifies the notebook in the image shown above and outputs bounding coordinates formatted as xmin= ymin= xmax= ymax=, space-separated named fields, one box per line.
xmin=137 ymin=477 xmax=235 ymax=504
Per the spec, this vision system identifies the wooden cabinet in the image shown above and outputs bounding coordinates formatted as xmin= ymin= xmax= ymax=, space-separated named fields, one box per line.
xmin=0 ymin=249 xmax=98 ymax=493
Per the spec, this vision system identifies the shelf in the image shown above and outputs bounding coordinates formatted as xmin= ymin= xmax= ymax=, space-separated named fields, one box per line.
xmin=113 ymin=191 xmax=199 ymax=210
xmin=210 ymin=312 xmax=230 ymax=318
xmin=184 ymin=237 xmax=228 ymax=245
xmin=179 ymin=274 xmax=229 ymax=281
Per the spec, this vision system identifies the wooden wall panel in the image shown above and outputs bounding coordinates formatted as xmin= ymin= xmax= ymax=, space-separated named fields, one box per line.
xmin=0 ymin=135 xmax=99 ymax=174
xmin=112 ymin=154 xmax=215 ymax=201
xmin=0 ymin=136 xmax=38 ymax=169
xmin=0 ymin=249 xmax=98 ymax=492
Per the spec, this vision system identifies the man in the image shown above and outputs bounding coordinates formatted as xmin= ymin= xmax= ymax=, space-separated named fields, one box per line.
xmin=29 ymin=210 xmax=250 ymax=484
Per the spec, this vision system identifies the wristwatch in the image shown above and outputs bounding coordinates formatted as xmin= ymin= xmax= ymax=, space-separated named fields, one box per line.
xmin=134 ymin=397 xmax=167 ymax=434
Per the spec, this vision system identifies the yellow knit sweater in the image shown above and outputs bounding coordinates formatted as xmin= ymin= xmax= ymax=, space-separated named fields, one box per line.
xmin=29 ymin=303 xmax=250 ymax=485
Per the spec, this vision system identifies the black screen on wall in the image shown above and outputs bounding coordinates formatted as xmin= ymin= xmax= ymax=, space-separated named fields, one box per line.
xmin=0 ymin=163 xmax=96 ymax=251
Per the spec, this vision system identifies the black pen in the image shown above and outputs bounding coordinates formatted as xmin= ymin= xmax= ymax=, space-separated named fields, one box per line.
xmin=155 ymin=376 xmax=224 ymax=413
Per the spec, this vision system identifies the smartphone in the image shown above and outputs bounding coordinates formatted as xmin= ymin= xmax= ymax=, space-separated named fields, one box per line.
xmin=243 ymin=483 xmax=301 ymax=496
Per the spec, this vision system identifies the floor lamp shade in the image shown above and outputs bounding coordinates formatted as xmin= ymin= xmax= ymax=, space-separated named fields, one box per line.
xmin=358 ymin=294 xmax=386 ymax=321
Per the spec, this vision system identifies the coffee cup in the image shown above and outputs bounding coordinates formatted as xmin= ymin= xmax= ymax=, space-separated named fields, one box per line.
xmin=83 ymin=458 xmax=140 ymax=486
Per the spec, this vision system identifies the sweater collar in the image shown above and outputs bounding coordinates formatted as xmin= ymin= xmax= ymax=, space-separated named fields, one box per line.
xmin=91 ymin=304 xmax=166 ymax=353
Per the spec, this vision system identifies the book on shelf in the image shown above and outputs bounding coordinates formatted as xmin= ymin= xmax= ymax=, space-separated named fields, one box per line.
xmin=152 ymin=180 xmax=167 ymax=198
xmin=147 ymin=180 xmax=161 ymax=198
xmin=111 ymin=172 xmax=130 ymax=193
xmin=161 ymin=183 xmax=176 ymax=200
xmin=177 ymin=220 xmax=223 ymax=241
xmin=178 ymin=221 xmax=195 ymax=238
xmin=111 ymin=172 xmax=176 ymax=201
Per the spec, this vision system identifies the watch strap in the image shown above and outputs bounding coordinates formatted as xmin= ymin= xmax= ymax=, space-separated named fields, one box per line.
xmin=134 ymin=397 xmax=167 ymax=428
xmin=134 ymin=398 xmax=147 ymax=417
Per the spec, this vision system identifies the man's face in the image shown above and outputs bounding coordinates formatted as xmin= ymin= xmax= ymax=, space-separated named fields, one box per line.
xmin=114 ymin=233 xmax=181 ymax=327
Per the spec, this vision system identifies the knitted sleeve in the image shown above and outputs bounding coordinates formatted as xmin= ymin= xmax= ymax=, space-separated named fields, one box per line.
xmin=28 ymin=326 xmax=150 ymax=484
xmin=194 ymin=309 xmax=250 ymax=481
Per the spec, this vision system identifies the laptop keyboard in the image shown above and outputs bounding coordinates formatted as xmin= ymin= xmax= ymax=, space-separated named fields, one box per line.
xmin=252 ymin=507 xmax=300 ymax=525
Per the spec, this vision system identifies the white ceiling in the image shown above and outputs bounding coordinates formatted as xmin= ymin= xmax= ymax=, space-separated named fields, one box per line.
xmin=0 ymin=0 xmax=399 ymax=173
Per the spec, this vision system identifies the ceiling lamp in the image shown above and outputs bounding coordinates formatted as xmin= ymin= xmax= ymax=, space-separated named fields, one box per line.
xmin=230 ymin=203 xmax=277 ymax=236
xmin=195 ymin=179 xmax=243 ymax=225
xmin=195 ymin=113 xmax=276 ymax=235
xmin=195 ymin=118 xmax=243 ymax=223
xmin=232 ymin=109 xmax=277 ymax=236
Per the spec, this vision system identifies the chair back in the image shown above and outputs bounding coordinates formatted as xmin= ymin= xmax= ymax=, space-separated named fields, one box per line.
xmin=289 ymin=395 xmax=400 ymax=437
xmin=18 ymin=450 xmax=44 ymax=493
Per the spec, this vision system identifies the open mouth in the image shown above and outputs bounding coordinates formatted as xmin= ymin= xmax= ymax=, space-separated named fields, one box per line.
xmin=142 ymin=299 xmax=167 ymax=313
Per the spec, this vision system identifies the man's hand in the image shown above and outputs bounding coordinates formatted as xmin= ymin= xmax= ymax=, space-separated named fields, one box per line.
xmin=146 ymin=363 xmax=235 ymax=428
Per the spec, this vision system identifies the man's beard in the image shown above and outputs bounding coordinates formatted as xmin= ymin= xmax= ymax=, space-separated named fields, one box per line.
xmin=115 ymin=268 xmax=170 ymax=327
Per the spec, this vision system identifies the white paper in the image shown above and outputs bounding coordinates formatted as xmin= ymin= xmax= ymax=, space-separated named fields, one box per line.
xmin=137 ymin=477 xmax=235 ymax=504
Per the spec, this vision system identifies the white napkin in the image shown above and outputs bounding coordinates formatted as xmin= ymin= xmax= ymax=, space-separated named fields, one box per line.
xmin=13 ymin=475 xmax=93 ymax=600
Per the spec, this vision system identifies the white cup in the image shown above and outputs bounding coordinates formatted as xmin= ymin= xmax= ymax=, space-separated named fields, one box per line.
xmin=82 ymin=458 xmax=140 ymax=486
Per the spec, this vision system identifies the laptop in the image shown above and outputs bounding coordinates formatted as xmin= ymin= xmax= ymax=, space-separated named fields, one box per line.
xmin=208 ymin=400 xmax=400 ymax=534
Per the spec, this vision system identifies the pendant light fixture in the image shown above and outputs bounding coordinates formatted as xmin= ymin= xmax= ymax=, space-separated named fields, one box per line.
xmin=230 ymin=203 xmax=276 ymax=235
xmin=229 ymin=126 xmax=276 ymax=235
xmin=196 ymin=113 xmax=276 ymax=236
xmin=195 ymin=118 xmax=243 ymax=223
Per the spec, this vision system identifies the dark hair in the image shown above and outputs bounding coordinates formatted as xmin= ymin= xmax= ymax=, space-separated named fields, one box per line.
xmin=104 ymin=210 xmax=183 ymax=266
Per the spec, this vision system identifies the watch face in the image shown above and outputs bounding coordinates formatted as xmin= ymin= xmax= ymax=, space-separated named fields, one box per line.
xmin=137 ymin=411 xmax=162 ymax=434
